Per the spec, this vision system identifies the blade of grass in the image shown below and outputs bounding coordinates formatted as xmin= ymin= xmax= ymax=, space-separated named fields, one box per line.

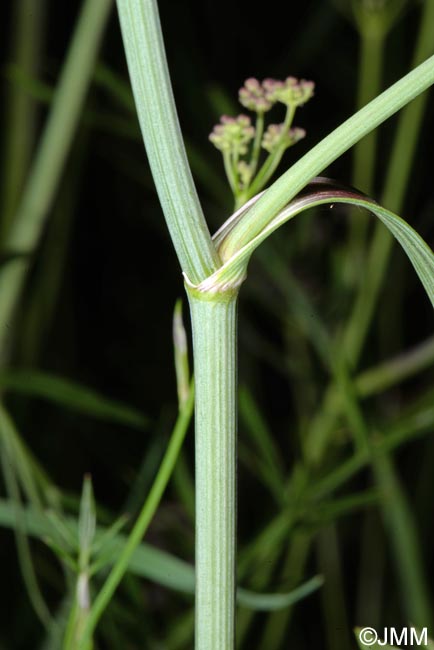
xmin=239 ymin=385 xmax=285 ymax=490
xmin=316 ymin=525 xmax=350 ymax=650
xmin=0 ymin=431 xmax=51 ymax=628
xmin=0 ymin=495 xmax=322 ymax=614
xmin=343 ymin=0 xmax=434 ymax=365
xmin=331 ymin=359 xmax=433 ymax=629
xmin=17 ymin=136 xmax=85 ymax=366
xmin=0 ymin=0 xmax=114 ymax=363
xmin=0 ymin=369 xmax=148 ymax=429
xmin=76 ymin=383 xmax=195 ymax=648
xmin=1 ymin=0 xmax=46 ymax=237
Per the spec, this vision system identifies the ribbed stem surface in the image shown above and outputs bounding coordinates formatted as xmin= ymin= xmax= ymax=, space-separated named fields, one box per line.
xmin=188 ymin=290 xmax=238 ymax=650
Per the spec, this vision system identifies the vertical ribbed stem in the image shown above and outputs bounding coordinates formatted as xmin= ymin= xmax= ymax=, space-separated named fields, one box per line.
xmin=187 ymin=289 xmax=238 ymax=650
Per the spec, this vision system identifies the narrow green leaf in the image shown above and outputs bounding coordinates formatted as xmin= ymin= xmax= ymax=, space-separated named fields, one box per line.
xmin=0 ymin=498 xmax=320 ymax=611
xmin=0 ymin=0 xmax=114 ymax=362
xmin=237 ymin=575 xmax=323 ymax=610
xmin=78 ymin=476 xmax=96 ymax=570
xmin=203 ymin=179 xmax=434 ymax=313
xmin=0 ymin=369 xmax=148 ymax=429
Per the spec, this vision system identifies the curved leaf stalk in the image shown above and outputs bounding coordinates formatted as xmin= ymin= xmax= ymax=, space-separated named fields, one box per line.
xmin=202 ymin=180 xmax=434 ymax=307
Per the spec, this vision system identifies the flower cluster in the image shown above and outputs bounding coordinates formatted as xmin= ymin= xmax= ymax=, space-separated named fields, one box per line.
xmin=238 ymin=78 xmax=274 ymax=113
xmin=263 ymin=77 xmax=315 ymax=107
xmin=238 ymin=77 xmax=315 ymax=113
xmin=262 ymin=125 xmax=306 ymax=153
xmin=209 ymin=115 xmax=255 ymax=154
xmin=209 ymin=74 xmax=315 ymax=204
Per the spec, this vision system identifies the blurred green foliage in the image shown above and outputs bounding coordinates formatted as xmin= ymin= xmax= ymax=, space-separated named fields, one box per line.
xmin=1 ymin=0 xmax=434 ymax=648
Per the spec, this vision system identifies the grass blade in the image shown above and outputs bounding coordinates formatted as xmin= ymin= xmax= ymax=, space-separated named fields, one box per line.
xmin=0 ymin=369 xmax=148 ymax=429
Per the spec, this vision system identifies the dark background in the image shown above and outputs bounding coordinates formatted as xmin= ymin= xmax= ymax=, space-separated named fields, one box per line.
xmin=1 ymin=0 xmax=434 ymax=648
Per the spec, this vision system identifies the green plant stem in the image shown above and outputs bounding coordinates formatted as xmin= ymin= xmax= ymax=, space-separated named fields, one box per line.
xmin=0 ymin=0 xmax=114 ymax=364
xmin=343 ymin=0 xmax=434 ymax=364
xmin=353 ymin=31 xmax=385 ymax=195
xmin=250 ymin=112 xmax=265 ymax=176
xmin=316 ymin=525 xmax=350 ymax=650
xmin=246 ymin=105 xmax=296 ymax=201
xmin=77 ymin=384 xmax=194 ymax=649
xmin=347 ymin=29 xmax=385 ymax=275
xmin=304 ymin=0 xmax=434 ymax=460
xmin=116 ymin=0 xmax=220 ymax=283
xmin=1 ymin=0 xmax=46 ymax=238
xmin=355 ymin=335 xmax=434 ymax=396
xmin=373 ymin=447 xmax=433 ymax=629
xmin=0 ymin=414 xmax=52 ymax=629
xmin=335 ymin=361 xmax=433 ymax=629
xmin=186 ymin=288 xmax=238 ymax=650
xmin=224 ymin=151 xmax=238 ymax=195
xmin=219 ymin=52 xmax=434 ymax=261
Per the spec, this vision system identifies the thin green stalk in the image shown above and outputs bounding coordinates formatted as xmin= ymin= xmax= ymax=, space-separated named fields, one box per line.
xmin=355 ymin=335 xmax=434 ymax=396
xmin=0 ymin=436 xmax=52 ymax=629
xmin=250 ymin=112 xmax=265 ymax=176
xmin=116 ymin=0 xmax=220 ymax=283
xmin=173 ymin=299 xmax=191 ymax=410
xmin=18 ymin=135 xmax=86 ymax=366
xmin=343 ymin=0 xmax=434 ymax=364
xmin=316 ymin=525 xmax=350 ymax=650
xmin=1 ymin=0 xmax=46 ymax=237
xmin=236 ymin=468 xmax=306 ymax=646
xmin=347 ymin=28 xmax=385 ymax=275
xmin=187 ymin=288 xmax=238 ymax=650
xmin=172 ymin=298 xmax=195 ymax=518
xmin=259 ymin=530 xmax=312 ymax=650
xmin=352 ymin=32 xmax=385 ymax=195
xmin=325 ymin=357 xmax=433 ymax=630
xmin=0 ymin=0 xmax=114 ymax=364
xmin=372 ymin=448 xmax=433 ymax=630
xmin=0 ymin=404 xmax=44 ymax=508
xmin=356 ymin=512 xmax=385 ymax=630
xmin=77 ymin=384 xmax=194 ymax=648
xmin=246 ymin=105 xmax=296 ymax=200
xmin=224 ymin=151 xmax=238 ymax=196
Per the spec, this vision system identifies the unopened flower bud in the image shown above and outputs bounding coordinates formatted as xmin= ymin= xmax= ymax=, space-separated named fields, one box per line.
xmin=239 ymin=78 xmax=274 ymax=113
xmin=262 ymin=124 xmax=306 ymax=153
xmin=209 ymin=115 xmax=255 ymax=155
xmin=263 ymin=77 xmax=315 ymax=108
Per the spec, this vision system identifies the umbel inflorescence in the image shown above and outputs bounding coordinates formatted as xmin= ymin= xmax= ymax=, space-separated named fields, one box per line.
xmin=209 ymin=77 xmax=315 ymax=208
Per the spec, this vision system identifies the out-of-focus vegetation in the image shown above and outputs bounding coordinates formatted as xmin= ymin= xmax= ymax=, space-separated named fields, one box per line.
xmin=1 ymin=0 xmax=434 ymax=647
